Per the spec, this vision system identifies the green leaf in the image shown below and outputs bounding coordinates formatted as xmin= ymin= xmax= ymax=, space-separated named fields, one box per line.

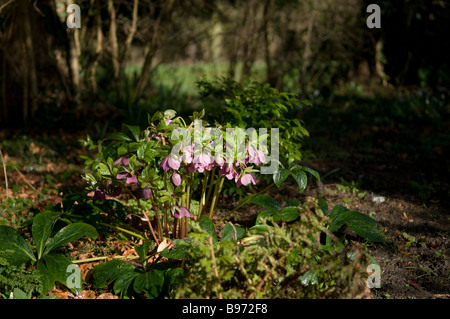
xmin=97 ymin=163 xmax=110 ymax=176
xmin=249 ymin=224 xmax=274 ymax=234
xmin=43 ymin=223 xmax=98 ymax=255
xmin=272 ymin=207 xmax=300 ymax=222
xmin=32 ymin=211 xmax=61 ymax=260
xmin=318 ymin=198 xmax=328 ymax=216
xmin=0 ymin=225 xmax=36 ymax=266
xmin=291 ymin=169 xmax=307 ymax=192
xmin=220 ymin=222 xmax=245 ymax=242
xmin=328 ymin=205 xmax=349 ymax=220
xmin=124 ymin=124 xmax=141 ymax=141
xmin=135 ymin=241 xmax=153 ymax=265
xmin=45 ymin=254 xmax=74 ymax=291
xmin=273 ymin=168 xmax=290 ymax=187
xmin=255 ymin=208 xmax=278 ymax=224
xmin=133 ymin=270 xmax=164 ymax=299
xmin=112 ymin=269 xmax=139 ymax=296
xmin=330 ymin=210 xmax=385 ymax=244
xmin=249 ymin=194 xmax=282 ymax=210
xmin=161 ymin=240 xmax=188 ymax=259
xmin=196 ymin=216 xmax=217 ymax=243
xmin=92 ymin=259 xmax=136 ymax=289
xmin=150 ymin=111 xmax=163 ymax=123
xmin=11 ymin=288 xmax=31 ymax=299
xmin=300 ymin=166 xmax=320 ymax=181
xmin=106 ymin=132 xmax=132 ymax=142
xmin=37 ymin=254 xmax=74 ymax=295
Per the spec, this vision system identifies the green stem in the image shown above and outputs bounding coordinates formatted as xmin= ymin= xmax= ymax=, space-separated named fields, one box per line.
xmin=214 ymin=182 xmax=275 ymax=226
xmin=208 ymin=176 xmax=225 ymax=219
xmin=99 ymin=222 xmax=145 ymax=240
xmin=198 ymin=171 xmax=210 ymax=216
xmin=205 ymin=169 xmax=216 ymax=213
xmin=72 ymin=255 xmax=139 ymax=264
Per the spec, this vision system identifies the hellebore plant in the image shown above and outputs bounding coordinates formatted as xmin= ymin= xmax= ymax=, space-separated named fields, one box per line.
xmin=82 ymin=109 xmax=272 ymax=244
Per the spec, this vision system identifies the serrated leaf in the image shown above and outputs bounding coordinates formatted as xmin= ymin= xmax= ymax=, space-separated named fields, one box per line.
xmin=0 ymin=225 xmax=36 ymax=266
xmin=37 ymin=254 xmax=74 ymax=295
xmin=135 ymin=241 xmax=153 ymax=264
xmin=300 ymin=166 xmax=320 ymax=181
xmin=220 ymin=222 xmax=245 ymax=242
xmin=291 ymin=169 xmax=307 ymax=192
xmin=97 ymin=163 xmax=110 ymax=176
xmin=249 ymin=224 xmax=274 ymax=233
xmin=43 ymin=223 xmax=98 ymax=255
xmin=32 ymin=211 xmax=61 ymax=260
xmin=330 ymin=210 xmax=385 ymax=244
xmin=106 ymin=132 xmax=132 ymax=142
xmin=255 ymin=208 xmax=278 ymax=224
xmin=272 ymin=207 xmax=300 ymax=222
xmin=196 ymin=216 xmax=217 ymax=243
xmin=92 ymin=259 xmax=136 ymax=291
xmin=328 ymin=205 xmax=350 ymax=220
xmin=273 ymin=168 xmax=290 ymax=187
xmin=249 ymin=194 xmax=281 ymax=210
xmin=160 ymin=246 xmax=187 ymax=259
xmin=133 ymin=270 xmax=164 ymax=299
xmin=318 ymin=198 xmax=329 ymax=216
xmin=124 ymin=124 xmax=141 ymax=141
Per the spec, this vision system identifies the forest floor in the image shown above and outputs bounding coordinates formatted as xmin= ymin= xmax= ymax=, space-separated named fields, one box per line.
xmin=0 ymin=89 xmax=448 ymax=299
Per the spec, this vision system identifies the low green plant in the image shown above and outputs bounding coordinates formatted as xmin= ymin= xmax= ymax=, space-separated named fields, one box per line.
xmin=0 ymin=258 xmax=42 ymax=299
xmin=249 ymin=194 xmax=385 ymax=246
xmin=198 ymin=78 xmax=312 ymax=164
xmin=91 ymin=241 xmax=183 ymax=299
xmin=81 ymin=108 xmax=276 ymax=245
xmin=172 ymin=213 xmax=370 ymax=299
xmin=0 ymin=211 xmax=98 ymax=296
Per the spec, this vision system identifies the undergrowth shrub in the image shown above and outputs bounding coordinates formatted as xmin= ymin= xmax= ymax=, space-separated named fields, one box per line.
xmin=175 ymin=209 xmax=370 ymax=299
xmin=0 ymin=259 xmax=42 ymax=298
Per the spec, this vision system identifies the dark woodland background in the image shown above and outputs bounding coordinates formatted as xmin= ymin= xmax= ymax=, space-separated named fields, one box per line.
xmin=0 ymin=0 xmax=449 ymax=129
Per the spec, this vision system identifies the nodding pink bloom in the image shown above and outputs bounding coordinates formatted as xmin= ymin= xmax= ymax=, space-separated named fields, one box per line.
xmin=116 ymin=172 xmax=139 ymax=185
xmin=236 ymin=173 xmax=256 ymax=187
xmin=182 ymin=145 xmax=194 ymax=164
xmin=93 ymin=188 xmax=107 ymax=201
xmin=108 ymin=186 xmax=121 ymax=197
xmin=186 ymin=163 xmax=196 ymax=173
xmin=142 ymin=187 xmax=152 ymax=200
xmin=114 ymin=157 xmax=130 ymax=167
xmin=219 ymin=163 xmax=239 ymax=181
xmin=160 ymin=156 xmax=181 ymax=172
xmin=171 ymin=205 xmax=191 ymax=219
xmin=193 ymin=153 xmax=212 ymax=166
xmin=172 ymin=172 xmax=182 ymax=186
xmin=247 ymin=147 xmax=267 ymax=166
xmin=164 ymin=119 xmax=173 ymax=125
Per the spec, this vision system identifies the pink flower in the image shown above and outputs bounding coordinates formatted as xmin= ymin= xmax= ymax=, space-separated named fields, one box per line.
xmin=171 ymin=172 xmax=182 ymax=186
xmin=114 ymin=157 xmax=130 ymax=167
xmin=164 ymin=119 xmax=173 ymax=125
xmin=219 ymin=163 xmax=239 ymax=181
xmin=160 ymin=156 xmax=181 ymax=172
xmin=236 ymin=173 xmax=256 ymax=187
xmin=182 ymin=145 xmax=194 ymax=164
xmin=193 ymin=153 xmax=213 ymax=172
xmin=171 ymin=205 xmax=191 ymax=219
xmin=93 ymin=188 xmax=107 ymax=201
xmin=142 ymin=187 xmax=152 ymax=199
xmin=116 ymin=172 xmax=139 ymax=185
xmin=247 ymin=146 xmax=267 ymax=166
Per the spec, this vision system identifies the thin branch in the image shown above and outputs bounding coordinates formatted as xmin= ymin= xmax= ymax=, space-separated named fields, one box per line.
xmin=0 ymin=148 xmax=9 ymax=198
xmin=0 ymin=0 xmax=14 ymax=14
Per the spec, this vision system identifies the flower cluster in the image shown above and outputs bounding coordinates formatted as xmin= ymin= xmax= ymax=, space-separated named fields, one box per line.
xmin=160 ymin=142 xmax=267 ymax=188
